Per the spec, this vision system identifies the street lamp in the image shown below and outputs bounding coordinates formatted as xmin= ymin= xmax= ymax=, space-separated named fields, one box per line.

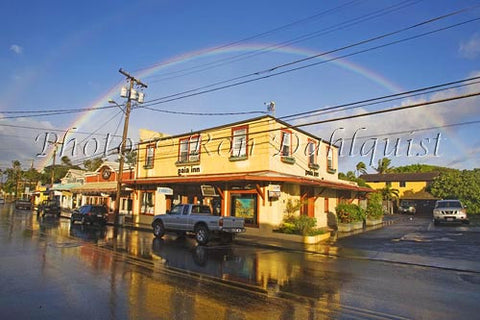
xmin=108 ymin=99 xmax=125 ymax=114
xmin=50 ymin=127 xmax=77 ymax=188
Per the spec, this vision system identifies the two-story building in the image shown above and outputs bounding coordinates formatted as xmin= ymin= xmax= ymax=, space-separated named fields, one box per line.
xmin=128 ymin=116 xmax=370 ymax=236
xmin=360 ymin=172 xmax=440 ymax=214
xmin=71 ymin=161 xmax=135 ymax=219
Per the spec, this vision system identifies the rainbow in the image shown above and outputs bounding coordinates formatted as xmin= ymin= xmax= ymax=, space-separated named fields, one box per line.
xmin=40 ymin=43 xmax=404 ymax=168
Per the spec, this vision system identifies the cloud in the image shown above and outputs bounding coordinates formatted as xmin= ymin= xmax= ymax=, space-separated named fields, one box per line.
xmin=459 ymin=33 xmax=480 ymax=59
xmin=10 ymin=44 xmax=23 ymax=55
xmin=300 ymin=75 xmax=480 ymax=170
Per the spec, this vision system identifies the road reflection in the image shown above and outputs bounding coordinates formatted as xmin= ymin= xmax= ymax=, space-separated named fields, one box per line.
xmin=152 ymin=238 xmax=257 ymax=286
xmin=0 ymin=203 xmax=345 ymax=319
xmin=69 ymin=224 xmax=107 ymax=243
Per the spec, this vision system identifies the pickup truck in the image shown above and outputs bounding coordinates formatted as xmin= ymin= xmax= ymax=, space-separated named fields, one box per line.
xmin=151 ymin=204 xmax=245 ymax=245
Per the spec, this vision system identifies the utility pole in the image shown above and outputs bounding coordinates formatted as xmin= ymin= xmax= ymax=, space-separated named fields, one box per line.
xmin=113 ymin=68 xmax=147 ymax=227
xmin=49 ymin=127 xmax=76 ymax=199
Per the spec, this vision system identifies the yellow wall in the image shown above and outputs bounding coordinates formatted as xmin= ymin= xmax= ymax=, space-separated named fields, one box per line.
xmin=367 ymin=181 xmax=428 ymax=197
xmin=136 ymin=117 xmax=339 ymax=182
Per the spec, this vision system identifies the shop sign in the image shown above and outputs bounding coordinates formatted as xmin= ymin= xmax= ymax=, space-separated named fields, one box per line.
xmin=305 ymin=169 xmax=319 ymax=177
xmin=201 ymin=185 xmax=218 ymax=197
xmin=177 ymin=165 xmax=201 ymax=176
xmin=157 ymin=187 xmax=173 ymax=195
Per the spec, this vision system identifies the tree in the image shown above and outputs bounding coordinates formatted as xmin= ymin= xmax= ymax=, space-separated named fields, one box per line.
xmin=429 ymin=169 xmax=480 ymax=213
xmin=380 ymin=184 xmax=399 ymax=215
xmin=83 ymin=157 xmax=103 ymax=171
xmin=356 ymin=161 xmax=367 ymax=176
xmin=61 ymin=156 xmax=73 ymax=167
xmin=4 ymin=160 xmax=23 ymax=196
xmin=124 ymin=150 xmax=137 ymax=167
xmin=390 ymin=163 xmax=456 ymax=174
xmin=338 ymin=171 xmax=370 ymax=187
xmin=374 ymin=157 xmax=393 ymax=174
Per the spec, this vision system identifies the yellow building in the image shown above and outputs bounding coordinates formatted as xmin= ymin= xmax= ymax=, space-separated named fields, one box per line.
xmin=129 ymin=116 xmax=369 ymax=236
xmin=360 ymin=172 xmax=440 ymax=213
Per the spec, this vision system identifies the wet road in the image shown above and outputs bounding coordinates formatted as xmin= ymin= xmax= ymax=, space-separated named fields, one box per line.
xmin=1 ymin=204 xmax=479 ymax=319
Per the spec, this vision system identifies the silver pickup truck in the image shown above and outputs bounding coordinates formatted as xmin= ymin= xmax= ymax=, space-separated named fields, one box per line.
xmin=151 ymin=204 xmax=246 ymax=245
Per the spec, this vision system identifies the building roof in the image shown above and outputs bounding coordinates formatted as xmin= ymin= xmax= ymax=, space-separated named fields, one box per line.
xmin=360 ymin=172 xmax=440 ymax=182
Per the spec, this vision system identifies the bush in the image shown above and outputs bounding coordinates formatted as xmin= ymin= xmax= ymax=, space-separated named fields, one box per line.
xmin=335 ymin=202 xmax=365 ymax=223
xmin=276 ymin=214 xmax=325 ymax=236
xmin=366 ymin=192 xmax=383 ymax=219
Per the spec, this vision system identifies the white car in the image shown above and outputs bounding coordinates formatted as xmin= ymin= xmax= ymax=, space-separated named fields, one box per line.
xmin=433 ymin=200 xmax=469 ymax=225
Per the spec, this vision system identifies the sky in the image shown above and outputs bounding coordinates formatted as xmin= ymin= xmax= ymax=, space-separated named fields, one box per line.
xmin=1 ymin=0 xmax=480 ymax=174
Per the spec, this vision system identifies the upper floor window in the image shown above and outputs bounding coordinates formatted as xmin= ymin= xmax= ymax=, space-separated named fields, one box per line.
xmin=399 ymin=181 xmax=406 ymax=187
xmin=307 ymin=139 xmax=318 ymax=168
xmin=145 ymin=144 xmax=155 ymax=169
xmin=179 ymin=135 xmax=200 ymax=163
xmin=326 ymin=146 xmax=335 ymax=173
xmin=281 ymin=130 xmax=292 ymax=157
xmin=231 ymin=126 xmax=248 ymax=159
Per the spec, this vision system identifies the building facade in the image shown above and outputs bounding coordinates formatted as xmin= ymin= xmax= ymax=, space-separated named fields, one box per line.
xmin=129 ymin=116 xmax=369 ymax=236
xmin=360 ymin=172 xmax=440 ymax=213
xmin=71 ymin=162 xmax=134 ymax=219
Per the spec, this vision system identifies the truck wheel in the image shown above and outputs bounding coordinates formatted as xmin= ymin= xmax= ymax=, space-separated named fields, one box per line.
xmin=195 ymin=225 xmax=210 ymax=245
xmin=153 ymin=221 xmax=165 ymax=238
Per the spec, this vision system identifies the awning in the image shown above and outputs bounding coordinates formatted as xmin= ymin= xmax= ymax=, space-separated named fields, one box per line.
xmin=126 ymin=170 xmax=372 ymax=192
xmin=51 ymin=183 xmax=82 ymax=191
xmin=71 ymin=182 xmax=117 ymax=195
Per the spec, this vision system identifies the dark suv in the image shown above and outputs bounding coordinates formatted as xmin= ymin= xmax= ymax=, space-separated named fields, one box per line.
xmin=71 ymin=205 xmax=108 ymax=225
xmin=39 ymin=200 xmax=61 ymax=217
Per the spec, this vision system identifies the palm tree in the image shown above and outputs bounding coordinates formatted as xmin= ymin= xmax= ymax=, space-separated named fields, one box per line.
xmin=61 ymin=156 xmax=73 ymax=167
xmin=375 ymin=157 xmax=393 ymax=174
xmin=380 ymin=184 xmax=400 ymax=214
xmin=356 ymin=161 xmax=367 ymax=177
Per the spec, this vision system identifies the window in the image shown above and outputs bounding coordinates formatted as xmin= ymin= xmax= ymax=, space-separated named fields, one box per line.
xmin=140 ymin=192 xmax=154 ymax=215
xmin=326 ymin=146 xmax=335 ymax=173
xmin=145 ymin=144 xmax=155 ymax=168
xmin=231 ymin=126 xmax=248 ymax=158
xmin=178 ymin=135 xmax=201 ymax=163
xmin=399 ymin=181 xmax=406 ymax=187
xmin=231 ymin=193 xmax=258 ymax=226
xmin=307 ymin=139 xmax=318 ymax=168
xmin=281 ymin=130 xmax=292 ymax=157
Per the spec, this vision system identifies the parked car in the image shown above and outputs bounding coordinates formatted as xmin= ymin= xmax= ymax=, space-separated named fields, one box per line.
xmin=38 ymin=200 xmax=61 ymax=217
xmin=0 ymin=198 xmax=5 ymax=205
xmin=152 ymin=204 xmax=245 ymax=245
xmin=398 ymin=201 xmax=416 ymax=215
xmin=70 ymin=205 xmax=108 ymax=225
xmin=433 ymin=199 xmax=469 ymax=225
xmin=15 ymin=199 xmax=33 ymax=210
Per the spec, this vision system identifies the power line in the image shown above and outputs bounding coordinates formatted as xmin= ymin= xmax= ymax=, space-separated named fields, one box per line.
xmin=281 ymin=76 xmax=480 ymax=122
xmin=139 ymin=107 xmax=267 ymax=116
xmin=136 ymin=0 xmax=364 ymax=77
xmin=0 ymin=104 xmax=120 ymax=119
xmin=140 ymin=9 xmax=480 ymax=107
xmin=132 ymin=91 xmax=480 ymax=163
xmin=146 ymin=0 xmax=419 ymax=84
